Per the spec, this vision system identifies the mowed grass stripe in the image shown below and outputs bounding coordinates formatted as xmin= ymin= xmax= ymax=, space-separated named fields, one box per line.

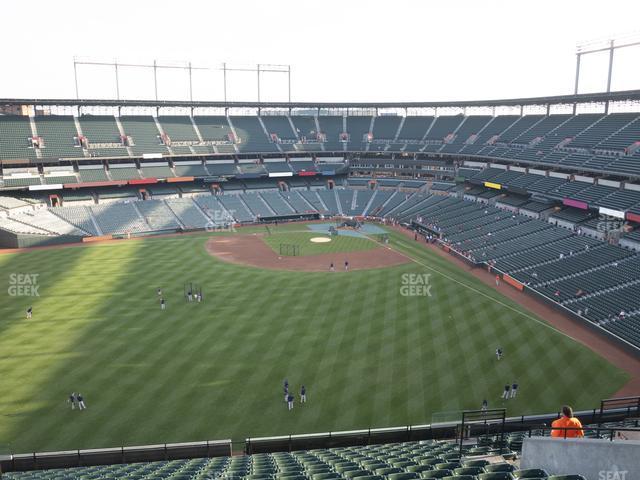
xmin=380 ymin=229 xmax=628 ymax=409
xmin=0 ymin=231 xmax=629 ymax=452
xmin=0 ymin=241 xmax=145 ymax=450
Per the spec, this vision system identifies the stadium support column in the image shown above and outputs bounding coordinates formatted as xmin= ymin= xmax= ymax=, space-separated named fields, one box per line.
xmin=73 ymin=58 xmax=79 ymax=99
xmin=288 ymin=65 xmax=291 ymax=103
xmin=573 ymin=53 xmax=581 ymax=115
xmin=605 ymin=40 xmax=614 ymax=114
xmin=223 ymin=63 xmax=228 ymax=103
xmin=257 ymin=64 xmax=261 ymax=103
xmin=189 ymin=62 xmax=193 ymax=102
xmin=154 ymin=60 xmax=159 ymax=101
xmin=114 ymin=60 xmax=121 ymax=100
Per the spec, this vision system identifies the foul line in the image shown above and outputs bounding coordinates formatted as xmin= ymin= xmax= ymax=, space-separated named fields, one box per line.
xmin=374 ymin=232 xmax=573 ymax=340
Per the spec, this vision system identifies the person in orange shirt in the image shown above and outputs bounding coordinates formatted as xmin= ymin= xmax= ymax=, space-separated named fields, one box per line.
xmin=551 ymin=405 xmax=584 ymax=438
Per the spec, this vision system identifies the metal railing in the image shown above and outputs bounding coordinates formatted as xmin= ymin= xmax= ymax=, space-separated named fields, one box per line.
xmin=524 ymin=424 xmax=640 ymax=441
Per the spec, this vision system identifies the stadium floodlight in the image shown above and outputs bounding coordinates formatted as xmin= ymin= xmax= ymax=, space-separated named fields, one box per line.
xmin=73 ymin=57 xmax=292 ymax=104
xmin=573 ymin=32 xmax=640 ymax=114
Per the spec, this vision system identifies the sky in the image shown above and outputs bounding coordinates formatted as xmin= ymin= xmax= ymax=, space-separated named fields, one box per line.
xmin=1 ymin=0 xmax=639 ymax=103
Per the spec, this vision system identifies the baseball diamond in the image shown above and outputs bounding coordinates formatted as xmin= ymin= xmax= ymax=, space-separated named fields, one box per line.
xmin=1 ymin=4 xmax=640 ymax=477
xmin=0 ymin=225 xmax=631 ymax=454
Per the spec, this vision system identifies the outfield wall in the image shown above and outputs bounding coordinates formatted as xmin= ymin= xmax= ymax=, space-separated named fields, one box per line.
xmin=2 ymin=406 xmax=636 ymax=473
xmin=523 ymin=282 xmax=640 ymax=359
xmin=410 ymin=218 xmax=640 ymax=358
xmin=0 ymin=228 xmax=84 ymax=249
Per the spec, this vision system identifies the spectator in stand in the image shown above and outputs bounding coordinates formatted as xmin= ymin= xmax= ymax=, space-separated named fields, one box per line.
xmin=551 ymin=405 xmax=584 ymax=438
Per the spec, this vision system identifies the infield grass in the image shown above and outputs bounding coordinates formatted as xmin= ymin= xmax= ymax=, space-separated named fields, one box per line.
xmin=0 ymin=227 xmax=629 ymax=453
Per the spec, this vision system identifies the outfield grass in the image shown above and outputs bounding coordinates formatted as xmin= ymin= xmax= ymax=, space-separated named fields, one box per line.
xmin=0 ymin=229 xmax=629 ymax=454
xmin=262 ymin=231 xmax=377 ymax=256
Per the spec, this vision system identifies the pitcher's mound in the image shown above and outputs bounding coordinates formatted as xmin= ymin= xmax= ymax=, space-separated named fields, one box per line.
xmin=206 ymin=234 xmax=409 ymax=272
xmin=310 ymin=237 xmax=332 ymax=243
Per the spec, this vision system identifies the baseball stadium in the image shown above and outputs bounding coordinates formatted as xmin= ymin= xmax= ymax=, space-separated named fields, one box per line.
xmin=1 ymin=2 xmax=640 ymax=479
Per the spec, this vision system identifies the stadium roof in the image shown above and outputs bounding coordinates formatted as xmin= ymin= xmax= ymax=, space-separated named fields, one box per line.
xmin=2 ymin=89 xmax=640 ymax=109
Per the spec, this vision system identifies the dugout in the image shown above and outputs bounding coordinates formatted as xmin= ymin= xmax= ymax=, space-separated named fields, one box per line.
xmin=259 ymin=212 xmax=320 ymax=224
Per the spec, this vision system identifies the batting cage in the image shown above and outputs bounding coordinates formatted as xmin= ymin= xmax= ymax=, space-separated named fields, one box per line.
xmin=279 ymin=243 xmax=300 ymax=256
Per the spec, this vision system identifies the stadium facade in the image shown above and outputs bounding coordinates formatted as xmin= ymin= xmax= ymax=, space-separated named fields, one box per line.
xmin=1 ymin=90 xmax=640 ymax=350
xmin=2 ymin=90 xmax=640 ymax=478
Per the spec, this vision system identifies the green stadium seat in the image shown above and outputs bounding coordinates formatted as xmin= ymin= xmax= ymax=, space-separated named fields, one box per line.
xmin=120 ymin=116 xmax=168 ymax=155
xmin=387 ymin=473 xmax=419 ymax=480
xmin=361 ymin=461 xmax=388 ymax=470
xmin=513 ymin=469 xmax=548 ymax=478
xmin=335 ymin=464 xmax=360 ymax=474
xmin=547 ymin=476 xmax=586 ymax=480
xmin=344 ymin=470 xmax=372 ymax=479
xmin=375 ymin=467 xmax=402 ymax=476
xmin=464 ymin=459 xmax=490 ymax=468
xmin=406 ymin=465 xmax=434 ymax=473
xmin=440 ymin=453 xmax=461 ymax=461
xmin=35 ymin=116 xmax=83 ymax=159
xmin=391 ymin=461 xmax=416 ymax=469
xmin=455 ymin=466 xmax=485 ymax=475
xmin=275 ymin=475 xmax=306 ymax=480
xmin=277 ymin=468 xmax=303 ymax=474
xmin=306 ymin=466 xmax=332 ymax=474
xmin=478 ymin=473 xmax=515 ymax=480
xmin=420 ymin=471 xmax=453 ymax=479
xmin=484 ymin=464 xmax=516 ymax=473
xmin=0 ymin=115 xmax=38 ymax=160
xmin=312 ymin=473 xmax=341 ymax=480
